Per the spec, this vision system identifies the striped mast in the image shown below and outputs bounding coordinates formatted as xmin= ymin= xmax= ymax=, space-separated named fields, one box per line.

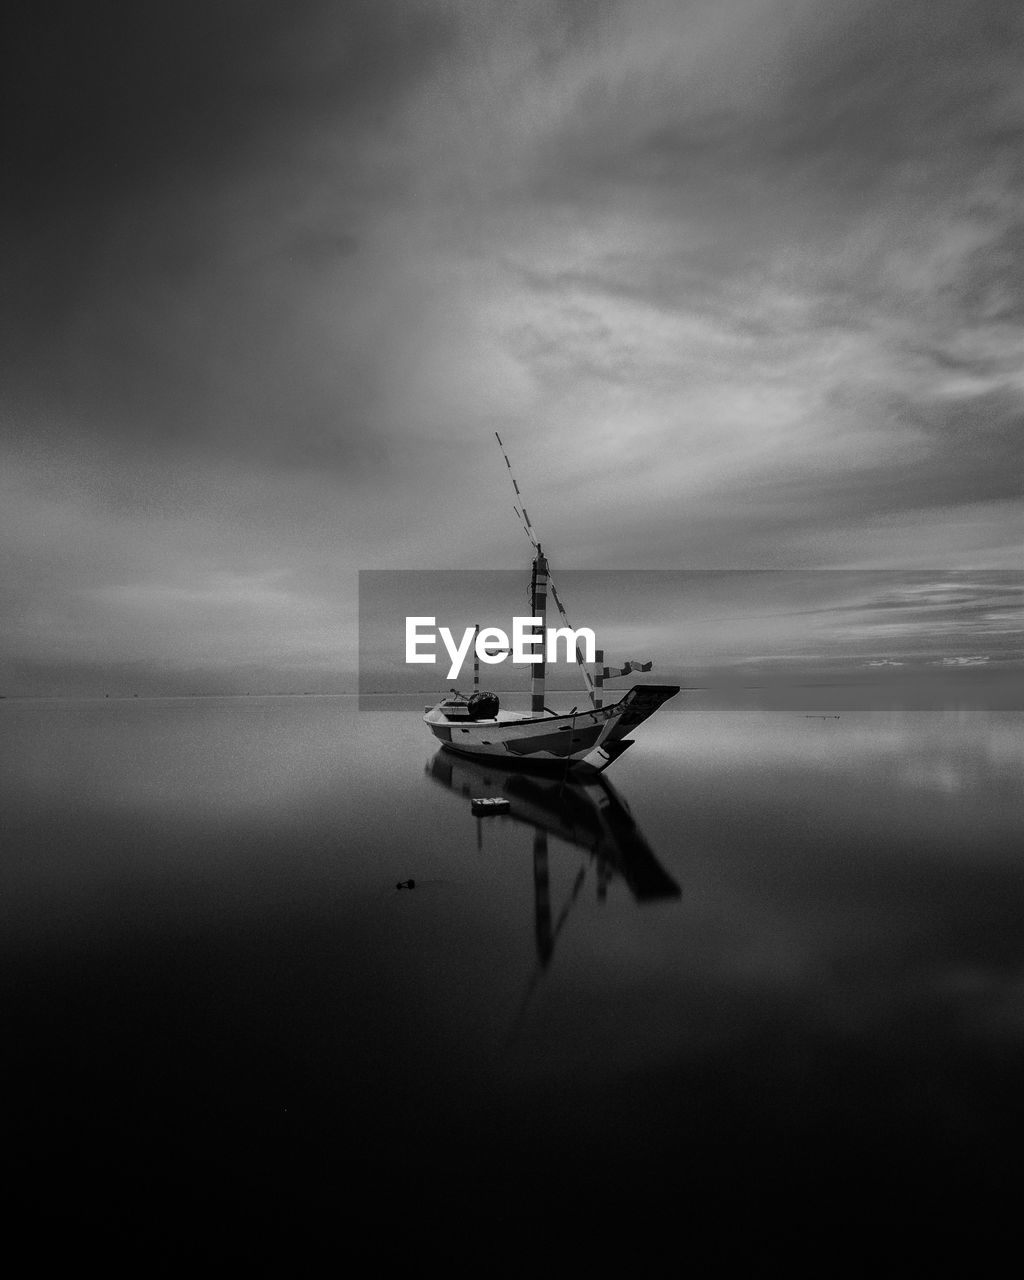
xmin=495 ymin=431 xmax=548 ymax=715
xmin=529 ymin=547 xmax=548 ymax=715
xmin=494 ymin=433 xmax=598 ymax=713
xmin=472 ymin=624 xmax=480 ymax=695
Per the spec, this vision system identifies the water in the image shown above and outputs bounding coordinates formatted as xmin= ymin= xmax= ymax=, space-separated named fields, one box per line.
xmin=3 ymin=695 xmax=1023 ymax=1252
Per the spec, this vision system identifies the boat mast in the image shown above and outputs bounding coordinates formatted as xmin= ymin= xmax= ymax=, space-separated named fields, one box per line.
xmin=472 ymin=623 xmax=480 ymax=695
xmin=495 ymin=432 xmax=599 ymax=712
xmin=530 ymin=545 xmax=548 ymax=715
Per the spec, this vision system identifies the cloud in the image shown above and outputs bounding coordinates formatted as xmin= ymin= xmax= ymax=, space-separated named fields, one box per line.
xmin=3 ymin=1 xmax=1023 ymax=688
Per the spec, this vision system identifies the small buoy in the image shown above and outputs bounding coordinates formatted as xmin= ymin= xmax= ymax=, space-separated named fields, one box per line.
xmin=471 ymin=797 xmax=510 ymax=815
xmin=395 ymin=879 xmax=416 ymax=890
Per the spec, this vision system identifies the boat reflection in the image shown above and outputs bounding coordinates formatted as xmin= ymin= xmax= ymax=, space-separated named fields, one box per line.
xmin=426 ymin=751 xmax=680 ymax=976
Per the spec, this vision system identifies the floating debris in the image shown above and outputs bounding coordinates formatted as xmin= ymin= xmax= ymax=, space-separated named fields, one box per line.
xmin=471 ymin=797 xmax=510 ymax=815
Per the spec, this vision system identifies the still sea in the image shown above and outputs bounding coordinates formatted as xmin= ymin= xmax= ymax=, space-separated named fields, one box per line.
xmin=3 ymin=693 xmax=1023 ymax=1254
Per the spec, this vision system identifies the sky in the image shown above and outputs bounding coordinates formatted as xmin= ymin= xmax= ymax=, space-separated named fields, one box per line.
xmin=2 ymin=0 xmax=1022 ymax=695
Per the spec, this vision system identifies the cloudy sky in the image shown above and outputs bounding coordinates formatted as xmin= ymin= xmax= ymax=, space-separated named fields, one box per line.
xmin=2 ymin=0 xmax=1022 ymax=695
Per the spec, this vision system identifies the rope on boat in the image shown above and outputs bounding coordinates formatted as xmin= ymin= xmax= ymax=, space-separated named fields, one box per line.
xmin=491 ymin=435 xmax=596 ymax=706
xmin=549 ymin=581 xmax=597 ymax=702
xmin=493 ymin=433 xmax=652 ymax=709
xmin=495 ymin=432 xmax=540 ymax=550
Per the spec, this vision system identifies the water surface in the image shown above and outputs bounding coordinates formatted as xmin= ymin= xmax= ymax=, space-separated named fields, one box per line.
xmin=3 ymin=695 xmax=1023 ymax=1247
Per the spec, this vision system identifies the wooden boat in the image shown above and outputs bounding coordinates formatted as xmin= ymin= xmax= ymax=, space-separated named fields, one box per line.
xmin=423 ymin=437 xmax=679 ymax=773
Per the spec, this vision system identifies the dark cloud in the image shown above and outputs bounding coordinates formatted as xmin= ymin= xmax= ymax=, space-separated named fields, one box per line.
xmin=2 ymin=1 xmax=455 ymax=467
xmin=2 ymin=1 xmax=452 ymax=213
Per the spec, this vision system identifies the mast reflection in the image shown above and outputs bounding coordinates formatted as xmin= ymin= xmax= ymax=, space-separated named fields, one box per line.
xmin=425 ymin=751 xmax=680 ymax=972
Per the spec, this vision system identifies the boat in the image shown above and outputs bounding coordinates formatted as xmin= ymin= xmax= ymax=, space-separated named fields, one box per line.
xmin=422 ymin=436 xmax=679 ymax=773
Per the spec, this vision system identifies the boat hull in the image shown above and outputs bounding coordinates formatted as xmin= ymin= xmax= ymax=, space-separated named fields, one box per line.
xmin=423 ymin=685 xmax=679 ymax=773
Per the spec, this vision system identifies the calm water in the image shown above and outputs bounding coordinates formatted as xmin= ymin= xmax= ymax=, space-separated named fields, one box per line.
xmin=3 ymin=695 xmax=1023 ymax=1249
